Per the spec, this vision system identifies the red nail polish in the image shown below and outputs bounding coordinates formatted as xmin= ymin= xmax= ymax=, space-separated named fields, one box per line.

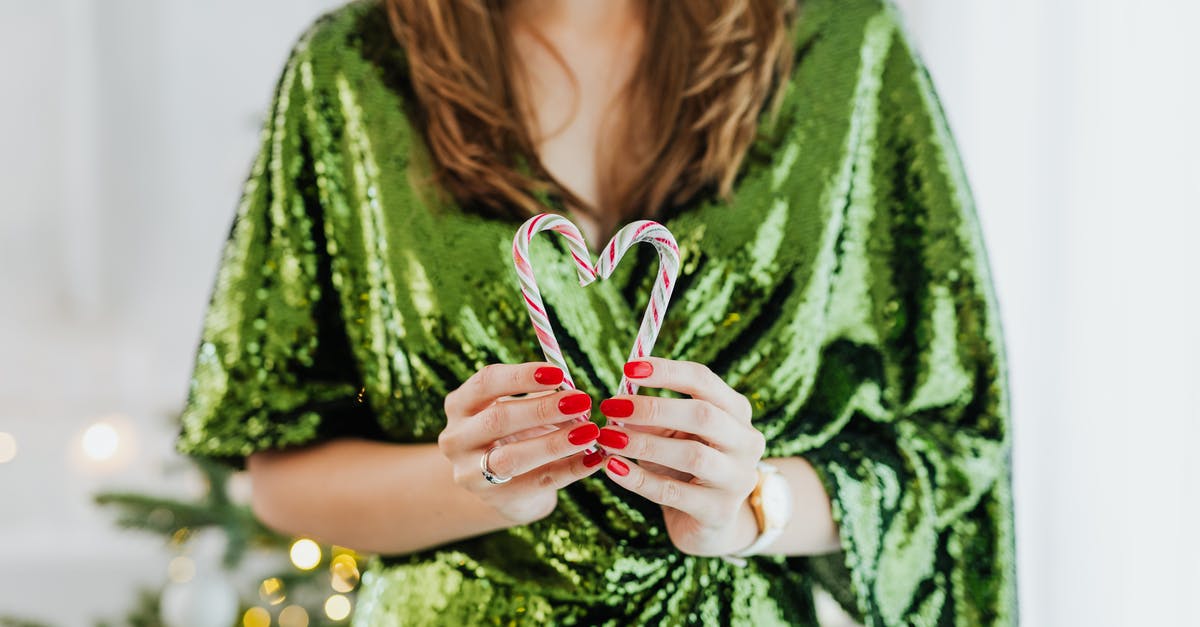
xmin=600 ymin=398 xmax=634 ymax=418
xmin=597 ymin=428 xmax=628 ymax=449
xmin=534 ymin=366 xmax=563 ymax=385
xmin=624 ymin=361 xmax=653 ymax=378
xmin=558 ymin=393 xmax=592 ymax=415
xmin=583 ymin=450 xmax=605 ymax=467
xmin=607 ymin=458 xmax=630 ymax=476
xmin=568 ymin=422 xmax=599 ymax=445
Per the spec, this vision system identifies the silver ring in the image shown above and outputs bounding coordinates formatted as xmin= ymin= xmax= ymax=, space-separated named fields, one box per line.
xmin=480 ymin=444 xmax=512 ymax=485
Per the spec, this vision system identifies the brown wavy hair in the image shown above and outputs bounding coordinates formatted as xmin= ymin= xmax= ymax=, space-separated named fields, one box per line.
xmin=384 ymin=0 xmax=800 ymax=234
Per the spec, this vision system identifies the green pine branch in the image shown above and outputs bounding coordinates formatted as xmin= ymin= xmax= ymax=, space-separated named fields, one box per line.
xmin=93 ymin=457 xmax=290 ymax=568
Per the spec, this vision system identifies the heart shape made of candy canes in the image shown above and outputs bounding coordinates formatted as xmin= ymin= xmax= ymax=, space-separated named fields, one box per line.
xmin=512 ymin=213 xmax=681 ymax=453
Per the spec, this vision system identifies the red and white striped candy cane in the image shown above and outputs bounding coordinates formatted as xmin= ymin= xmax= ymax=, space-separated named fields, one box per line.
xmin=511 ymin=213 xmax=681 ymax=440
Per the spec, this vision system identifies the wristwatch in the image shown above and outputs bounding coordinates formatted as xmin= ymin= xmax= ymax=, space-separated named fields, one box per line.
xmin=722 ymin=461 xmax=792 ymax=566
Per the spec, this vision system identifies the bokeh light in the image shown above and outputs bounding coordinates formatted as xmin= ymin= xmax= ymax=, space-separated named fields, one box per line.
xmin=81 ymin=422 xmax=119 ymax=461
xmin=279 ymin=605 xmax=310 ymax=627
xmin=170 ymin=527 xmax=191 ymax=547
xmin=242 ymin=606 xmax=270 ymax=627
xmin=330 ymin=554 xmax=360 ymax=592
xmin=0 ymin=432 xmax=16 ymax=464
xmin=259 ymin=577 xmax=286 ymax=605
xmin=324 ymin=594 xmax=351 ymax=621
xmin=289 ymin=538 xmax=321 ymax=570
xmin=166 ymin=556 xmax=195 ymax=583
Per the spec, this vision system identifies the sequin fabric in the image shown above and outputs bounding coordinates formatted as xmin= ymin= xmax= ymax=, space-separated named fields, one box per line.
xmin=175 ymin=0 xmax=1017 ymax=624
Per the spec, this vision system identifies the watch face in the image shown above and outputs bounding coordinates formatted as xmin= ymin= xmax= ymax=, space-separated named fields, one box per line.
xmin=761 ymin=473 xmax=792 ymax=527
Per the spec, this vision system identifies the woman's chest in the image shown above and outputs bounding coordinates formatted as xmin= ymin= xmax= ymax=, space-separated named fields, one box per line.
xmin=327 ymin=181 xmax=820 ymax=443
xmin=507 ymin=11 xmax=646 ymax=249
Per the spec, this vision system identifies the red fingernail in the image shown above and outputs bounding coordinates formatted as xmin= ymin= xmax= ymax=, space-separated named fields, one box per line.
xmin=583 ymin=450 xmax=605 ymax=467
xmin=534 ymin=366 xmax=563 ymax=385
xmin=624 ymin=361 xmax=653 ymax=378
xmin=607 ymin=458 xmax=630 ymax=476
xmin=558 ymin=393 xmax=592 ymax=415
xmin=600 ymin=398 xmax=634 ymax=418
xmin=568 ymin=422 xmax=600 ymax=445
xmin=597 ymin=428 xmax=628 ymax=449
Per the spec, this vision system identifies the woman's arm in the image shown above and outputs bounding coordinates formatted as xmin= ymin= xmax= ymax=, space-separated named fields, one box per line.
xmin=247 ymin=433 xmax=841 ymax=559
xmin=247 ymin=440 xmax=512 ymax=555
xmin=247 ymin=361 xmax=606 ymax=555
xmin=757 ymin=455 xmax=842 ymax=555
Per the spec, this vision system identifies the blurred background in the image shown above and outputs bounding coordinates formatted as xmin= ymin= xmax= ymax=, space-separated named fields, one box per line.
xmin=1 ymin=0 xmax=1196 ymax=625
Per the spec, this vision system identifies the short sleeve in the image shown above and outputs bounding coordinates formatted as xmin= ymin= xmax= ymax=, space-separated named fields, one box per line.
xmin=780 ymin=4 xmax=1017 ymax=626
xmin=175 ymin=26 xmax=384 ymax=470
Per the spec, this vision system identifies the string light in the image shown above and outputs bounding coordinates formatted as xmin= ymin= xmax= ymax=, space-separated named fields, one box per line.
xmin=289 ymin=538 xmax=321 ymax=570
xmin=0 ymin=432 xmax=15 ymax=464
xmin=324 ymin=594 xmax=351 ymax=621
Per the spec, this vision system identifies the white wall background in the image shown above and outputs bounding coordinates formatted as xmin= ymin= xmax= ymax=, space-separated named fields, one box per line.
xmin=893 ymin=1 xmax=1200 ymax=625
xmin=0 ymin=2 xmax=347 ymax=625
xmin=1 ymin=0 xmax=1197 ymax=625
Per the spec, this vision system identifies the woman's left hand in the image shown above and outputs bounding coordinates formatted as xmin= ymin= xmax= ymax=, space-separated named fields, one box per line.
xmin=597 ymin=356 xmax=766 ymax=556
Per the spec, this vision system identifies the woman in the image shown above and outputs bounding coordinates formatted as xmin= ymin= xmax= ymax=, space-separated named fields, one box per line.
xmin=176 ymin=0 xmax=1017 ymax=624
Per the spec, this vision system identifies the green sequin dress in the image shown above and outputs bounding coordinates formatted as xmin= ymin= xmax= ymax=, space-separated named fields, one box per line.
xmin=175 ymin=0 xmax=1017 ymax=624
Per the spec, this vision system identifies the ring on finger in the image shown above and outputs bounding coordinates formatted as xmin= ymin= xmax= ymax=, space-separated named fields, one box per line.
xmin=480 ymin=444 xmax=512 ymax=485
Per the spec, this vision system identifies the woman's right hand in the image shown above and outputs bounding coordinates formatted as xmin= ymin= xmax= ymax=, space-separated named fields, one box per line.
xmin=439 ymin=362 xmax=605 ymax=525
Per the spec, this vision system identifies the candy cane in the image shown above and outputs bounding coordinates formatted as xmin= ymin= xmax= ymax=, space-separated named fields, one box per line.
xmin=512 ymin=213 xmax=681 ymax=444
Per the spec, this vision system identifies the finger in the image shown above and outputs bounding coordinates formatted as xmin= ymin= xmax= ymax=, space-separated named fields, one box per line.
xmin=599 ymin=395 xmax=758 ymax=454
xmin=622 ymin=357 xmax=752 ymax=421
xmin=483 ymin=421 xmax=601 ymax=480
xmin=499 ymin=388 xmax=557 ymax=401
xmin=603 ymin=455 xmax=722 ymax=527
xmin=446 ymin=362 xmax=566 ymax=418
xmin=459 ymin=389 xmax=593 ymax=450
xmin=598 ymin=427 xmax=738 ymax=487
xmin=512 ymin=447 xmax=607 ymax=492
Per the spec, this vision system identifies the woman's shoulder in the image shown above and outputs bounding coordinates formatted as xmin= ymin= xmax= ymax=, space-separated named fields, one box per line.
xmin=281 ymin=0 xmax=409 ymax=90
xmin=293 ymin=0 xmax=389 ymax=49
xmin=792 ymin=0 xmax=911 ymax=45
